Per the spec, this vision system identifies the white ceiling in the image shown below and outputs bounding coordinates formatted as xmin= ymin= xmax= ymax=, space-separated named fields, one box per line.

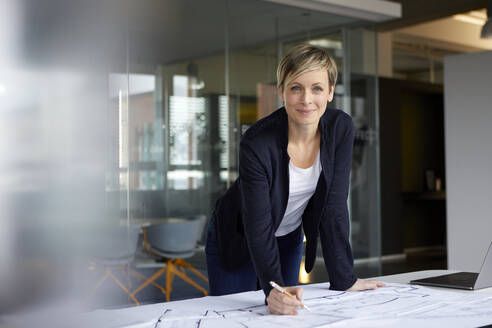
xmin=263 ymin=0 xmax=401 ymax=22
xmin=19 ymin=0 xmax=371 ymax=69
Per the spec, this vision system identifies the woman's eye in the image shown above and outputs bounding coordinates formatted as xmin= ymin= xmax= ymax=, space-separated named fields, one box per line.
xmin=290 ymin=86 xmax=301 ymax=91
xmin=313 ymin=86 xmax=323 ymax=92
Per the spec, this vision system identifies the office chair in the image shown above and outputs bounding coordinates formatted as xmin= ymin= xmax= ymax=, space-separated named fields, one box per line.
xmin=86 ymin=224 xmax=141 ymax=306
xmin=130 ymin=216 xmax=208 ymax=302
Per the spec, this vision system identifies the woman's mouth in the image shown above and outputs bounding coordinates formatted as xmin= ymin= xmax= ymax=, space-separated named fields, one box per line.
xmin=297 ymin=109 xmax=314 ymax=115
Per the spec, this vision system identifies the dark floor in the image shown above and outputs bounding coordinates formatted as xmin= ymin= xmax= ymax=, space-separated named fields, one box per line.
xmin=83 ymin=246 xmax=446 ymax=310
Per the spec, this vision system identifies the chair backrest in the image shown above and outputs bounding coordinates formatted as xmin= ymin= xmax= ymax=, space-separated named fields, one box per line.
xmin=94 ymin=224 xmax=141 ymax=262
xmin=146 ymin=216 xmax=206 ymax=255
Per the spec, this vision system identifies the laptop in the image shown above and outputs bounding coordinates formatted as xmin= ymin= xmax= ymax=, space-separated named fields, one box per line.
xmin=410 ymin=241 xmax=492 ymax=290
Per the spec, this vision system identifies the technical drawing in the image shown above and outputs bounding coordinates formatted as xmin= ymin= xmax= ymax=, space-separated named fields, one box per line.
xmin=154 ymin=284 xmax=492 ymax=328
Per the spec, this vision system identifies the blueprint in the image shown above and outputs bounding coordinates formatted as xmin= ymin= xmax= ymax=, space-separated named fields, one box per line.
xmin=67 ymin=282 xmax=492 ymax=328
xmin=150 ymin=283 xmax=492 ymax=328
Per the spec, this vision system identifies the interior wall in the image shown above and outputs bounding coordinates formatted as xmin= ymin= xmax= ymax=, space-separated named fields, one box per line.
xmin=400 ymin=92 xmax=445 ymax=192
xmin=396 ymin=17 xmax=492 ymax=51
xmin=379 ymin=77 xmax=403 ymax=255
xmin=377 ymin=32 xmax=393 ymax=77
xmin=444 ymin=51 xmax=492 ymax=271
xmin=379 ymin=78 xmax=446 ymax=255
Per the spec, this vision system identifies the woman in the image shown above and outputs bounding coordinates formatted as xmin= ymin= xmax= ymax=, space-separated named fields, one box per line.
xmin=205 ymin=44 xmax=384 ymax=315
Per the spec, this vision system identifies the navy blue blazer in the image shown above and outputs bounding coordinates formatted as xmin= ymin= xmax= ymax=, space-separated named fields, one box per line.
xmin=213 ymin=106 xmax=357 ymax=296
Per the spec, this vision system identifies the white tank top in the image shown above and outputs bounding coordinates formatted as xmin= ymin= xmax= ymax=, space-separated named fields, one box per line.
xmin=275 ymin=151 xmax=322 ymax=237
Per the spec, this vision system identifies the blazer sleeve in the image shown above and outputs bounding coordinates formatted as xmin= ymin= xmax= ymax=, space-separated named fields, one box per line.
xmin=239 ymin=141 xmax=283 ymax=297
xmin=319 ymin=114 xmax=358 ymax=291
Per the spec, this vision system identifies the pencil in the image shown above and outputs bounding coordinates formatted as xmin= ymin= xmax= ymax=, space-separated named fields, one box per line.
xmin=269 ymin=281 xmax=312 ymax=312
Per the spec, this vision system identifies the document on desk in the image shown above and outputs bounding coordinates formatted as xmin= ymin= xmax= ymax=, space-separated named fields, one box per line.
xmin=145 ymin=283 xmax=492 ymax=328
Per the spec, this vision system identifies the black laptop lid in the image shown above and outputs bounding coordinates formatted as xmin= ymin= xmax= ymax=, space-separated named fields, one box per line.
xmin=474 ymin=242 xmax=492 ymax=289
xmin=410 ymin=241 xmax=492 ymax=290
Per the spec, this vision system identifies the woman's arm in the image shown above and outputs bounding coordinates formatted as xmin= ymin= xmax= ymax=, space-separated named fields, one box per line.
xmin=320 ymin=115 xmax=386 ymax=292
xmin=239 ymin=141 xmax=283 ymax=297
xmin=348 ymin=279 xmax=385 ymax=290
xmin=319 ymin=114 xmax=358 ymax=290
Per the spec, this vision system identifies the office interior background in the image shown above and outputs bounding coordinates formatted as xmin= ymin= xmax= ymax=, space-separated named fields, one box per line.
xmin=1 ymin=0 xmax=491 ymax=316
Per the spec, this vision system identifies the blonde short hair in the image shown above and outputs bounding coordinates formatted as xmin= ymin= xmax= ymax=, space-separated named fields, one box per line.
xmin=276 ymin=44 xmax=338 ymax=90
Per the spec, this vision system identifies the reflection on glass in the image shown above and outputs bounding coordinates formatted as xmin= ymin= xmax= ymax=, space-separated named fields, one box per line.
xmin=219 ymin=95 xmax=230 ymax=182
xmin=347 ymin=28 xmax=381 ymax=276
xmin=0 ymin=0 xmax=384 ymax=318
xmin=284 ymin=29 xmax=381 ymax=275
xmin=119 ymin=89 xmax=129 ymax=189
xmin=299 ymin=261 xmax=311 ymax=284
xmin=169 ymin=94 xmax=206 ymax=166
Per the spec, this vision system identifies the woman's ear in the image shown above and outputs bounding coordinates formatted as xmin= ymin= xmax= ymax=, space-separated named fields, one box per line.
xmin=277 ymin=85 xmax=284 ymax=103
xmin=327 ymin=84 xmax=335 ymax=102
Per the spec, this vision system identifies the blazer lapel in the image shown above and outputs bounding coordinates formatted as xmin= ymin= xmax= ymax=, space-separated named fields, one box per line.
xmin=320 ymin=114 xmax=334 ymax=201
xmin=276 ymin=109 xmax=290 ymax=229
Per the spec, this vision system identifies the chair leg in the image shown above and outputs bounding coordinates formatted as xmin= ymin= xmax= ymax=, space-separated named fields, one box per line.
xmin=87 ymin=266 xmax=140 ymax=306
xmin=130 ymin=266 xmax=166 ymax=299
xmin=129 ymin=268 xmax=167 ymax=296
xmin=107 ymin=269 xmax=140 ymax=306
xmin=86 ymin=268 xmax=111 ymax=300
xmin=175 ymin=259 xmax=209 ymax=282
xmin=166 ymin=261 xmax=174 ymax=302
xmin=169 ymin=261 xmax=208 ymax=296
xmin=168 ymin=264 xmax=176 ymax=287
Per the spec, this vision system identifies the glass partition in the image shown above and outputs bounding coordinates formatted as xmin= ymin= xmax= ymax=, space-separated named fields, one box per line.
xmin=283 ymin=28 xmax=381 ymax=279
xmin=1 ymin=0 xmax=382 ymax=315
xmin=346 ymin=27 xmax=382 ymax=277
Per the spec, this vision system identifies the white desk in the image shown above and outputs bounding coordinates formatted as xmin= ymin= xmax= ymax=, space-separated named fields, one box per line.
xmin=373 ymin=269 xmax=492 ymax=294
xmin=6 ymin=270 xmax=492 ymax=328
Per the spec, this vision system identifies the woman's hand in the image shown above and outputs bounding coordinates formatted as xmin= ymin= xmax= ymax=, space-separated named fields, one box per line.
xmin=267 ymin=286 xmax=304 ymax=315
xmin=347 ymin=278 xmax=385 ymax=291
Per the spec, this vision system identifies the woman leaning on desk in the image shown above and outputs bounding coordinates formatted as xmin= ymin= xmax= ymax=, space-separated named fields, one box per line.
xmin=205 ymin=43 xmax=384 ymax=315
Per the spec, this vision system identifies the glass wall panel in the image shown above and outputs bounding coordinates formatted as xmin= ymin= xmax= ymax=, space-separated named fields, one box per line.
xmin=0 ymin=0 xmax=131 ymax=313
xmin=1 ymin=0 xmax=382 ymax=317
xmin=123 ymin=0 xmax=229 ymax=230
xmin=227 ymin=2 xmax=381 ymax=281
xmin=283 ymin=27 xmax=381 ymax=278
xmin=346 ymin=27 xmax=382 ymax=276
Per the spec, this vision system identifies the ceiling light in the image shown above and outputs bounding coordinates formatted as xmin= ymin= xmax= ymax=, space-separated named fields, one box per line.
xmin=0 ymin=84 xmax=6 ymax=96
xmin=482 ymin=3 xmax=492 ymax=39
xmin=453 ymin=14 xmax=485 ymax=25
xmin=469 ymin=10 xmax=487 ymax=20
xmin=308 ymin=39 xmax=342 ymax=50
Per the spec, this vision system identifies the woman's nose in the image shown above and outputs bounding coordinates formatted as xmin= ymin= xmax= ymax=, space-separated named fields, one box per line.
xmin=302 ymin=90 xmax=313 ymax=104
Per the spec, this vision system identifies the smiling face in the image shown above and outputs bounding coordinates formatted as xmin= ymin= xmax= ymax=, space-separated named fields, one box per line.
xmin=279 ymin=69 xmax=334 ymax=127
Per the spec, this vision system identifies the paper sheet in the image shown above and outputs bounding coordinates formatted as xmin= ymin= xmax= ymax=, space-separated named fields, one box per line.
xmin=148 ymin=283 xmax=492 ymax=328
xmin=59 ymin=283 xmax=492 ymax=327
